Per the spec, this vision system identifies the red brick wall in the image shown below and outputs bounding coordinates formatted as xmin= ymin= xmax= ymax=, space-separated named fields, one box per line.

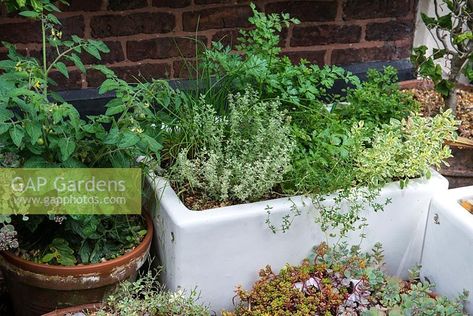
xmin=0 ymin=0 xmax=418 ymax=90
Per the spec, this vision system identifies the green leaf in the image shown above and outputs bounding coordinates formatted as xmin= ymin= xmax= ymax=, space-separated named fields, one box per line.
xmin=30 ymin=0 xmax=43 ymax=12
xmin=69 ymin=53 xmax=86 ymax=73
xmin=10 ymin=125 xmax=24 ymax=147
xmin=435 ymin=79 xmax=455 ymax=96
xmin=88 ymin=39 xmax=110 ymax=53
xmin=110 ymin=151 xmax=131 ymax=168
xmin=23 ymin=156 xmax=52 ymax=168
xmin=99 ymin=79 xmax=118 ymax=94
xmin=105 ymin=104 xmax=125 ymax=116
xmin=47 ymin=13 xmax=61 ymax=25
xmin=0 ymin=123 xmax=10 ymax=135
xmin=71 ymin=35 xmax=82 ymax=43
xmin=19 ymin=11 xmax=39 ymax=18
xmin=104 ymin=126 xmax=119 ymax=145
xmin=24 ymin=121 xmax=42 ymax=144
xmin=49 ymin=238 xmax=77 ymax=266
xmin=141 ymin=134 xmax=163 ymax=152
xmin=454 ymin=31 xmax=473 ymax=45
xmin=432 ymin=48 xmax=447 ymax=60
xmin=79 ymin=242 xmax=91 ymax=264
xmin=118 ymin=131 xmax=140 ymax=148
xmin=84 ymin=45 xmax=101 ymax=60
xmin=61 ymin=158 xmax=86 ymax=168
xmin=58 ymin=138 xmax=76 ymax=161
xmin=0 ymin=108 xmax=14 ymax=122
xmin=16 ymin=0 xmax=26 ymax=7
xmin=421 ymin=13 xmax=436 ymax=28
xmin=437 ymin=13 xmax=452 ymax=29
xmin=41 ymin=253 xmax=56 ymax=263
xmin=55 ymin=62 xmax=69 ymax=78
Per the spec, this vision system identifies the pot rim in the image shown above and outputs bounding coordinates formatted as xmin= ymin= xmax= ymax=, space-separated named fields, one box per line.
xmin=42 ymin=303 xmax=102 ymax=316
xmin=399 ymin=79 xmax=473 ymax=92
xmin=1 ymin=212 xmax=153 ymax=276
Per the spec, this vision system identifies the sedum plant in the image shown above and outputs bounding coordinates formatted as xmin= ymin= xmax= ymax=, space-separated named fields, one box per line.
xmin=224 ymin=243 xmax=468 ymax=316
xmin=168 ymin=88 xmax=294 ymax=208
xmin=411 ymin=0 xmax=473 ymax=113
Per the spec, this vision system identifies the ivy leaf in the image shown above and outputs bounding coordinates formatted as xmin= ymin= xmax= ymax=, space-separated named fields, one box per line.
xmin=432 ymin=48 xmax=447 ymax=60
xmin=421 ymin=13 xmax=436 ymax=28
xmin=437 ymin=13 xmax=452 ymax=29
xmin=435 ymin=79 xmax=455 ymax=97
xmin=58 ymin=138 xmax=76 ymax=161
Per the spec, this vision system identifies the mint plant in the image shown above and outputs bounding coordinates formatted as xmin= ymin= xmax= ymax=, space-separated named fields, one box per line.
xmin=411 ymin=0 xmax=473 ymax=113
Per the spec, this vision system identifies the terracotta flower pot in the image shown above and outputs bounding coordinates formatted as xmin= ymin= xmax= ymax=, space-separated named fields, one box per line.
xmin=399 ymin=79 xmax=473 ymax=188
xmin=42 ymin=303 xmax=101 ymax=316
xmin=0 ymin=213 xmax=153 ymax=316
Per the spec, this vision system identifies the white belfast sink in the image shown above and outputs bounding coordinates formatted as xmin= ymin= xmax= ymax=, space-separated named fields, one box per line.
xmin=421 ymin=186 xmax=473 ymax=314
xmin=146 ymin=171 xmax=448 ymax=313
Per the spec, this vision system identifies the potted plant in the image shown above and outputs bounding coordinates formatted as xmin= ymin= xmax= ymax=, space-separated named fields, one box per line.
xmin=42 ymin=272 xmax=210 ymax=316
xmin=145 ymin=5 xmax=457 ymax=312
xmin=408 ymin=0 xmax=473 ymax=187
xmin=0 ymin=1 xmax=162 ymax=314
xmin=221 ymin=242 xmax=468 ymax=315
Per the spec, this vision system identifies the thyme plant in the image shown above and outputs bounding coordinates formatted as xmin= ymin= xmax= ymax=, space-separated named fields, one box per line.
xmin=168 ymin=88 xmax=294 ymax=207
xmin=93 ymin=272 xmax=210 ymax=316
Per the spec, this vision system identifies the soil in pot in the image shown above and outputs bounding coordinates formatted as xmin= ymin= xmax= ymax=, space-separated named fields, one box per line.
xmin=401 ymin=80 xmax=473 ymax=188
xmin=42 ymin=303 xmax=101 ymax=316
xmin=405 ymin=86 xmax=473 ymax=138
xmin=0 ymin=213 xmax=153 ymax=316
